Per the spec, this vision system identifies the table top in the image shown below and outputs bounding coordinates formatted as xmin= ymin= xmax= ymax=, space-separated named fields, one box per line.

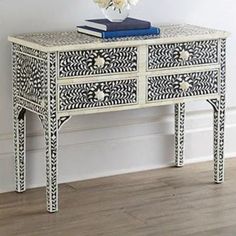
xmin=8 ymin=24 xmax=229 ymax=52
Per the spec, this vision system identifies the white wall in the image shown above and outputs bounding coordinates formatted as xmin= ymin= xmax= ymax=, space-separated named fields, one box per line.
xmin=0 ymin=0 xmax=236 ymax=192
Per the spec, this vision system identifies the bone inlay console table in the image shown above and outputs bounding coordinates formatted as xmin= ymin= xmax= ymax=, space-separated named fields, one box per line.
xmin=8 ymin=24 xmax=229 ymax=213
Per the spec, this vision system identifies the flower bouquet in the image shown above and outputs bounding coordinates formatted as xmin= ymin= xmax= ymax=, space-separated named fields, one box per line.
xmin=94 ymin=0 xmax=140 ymax=22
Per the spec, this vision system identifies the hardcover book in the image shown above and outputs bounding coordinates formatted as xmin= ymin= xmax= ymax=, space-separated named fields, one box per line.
xmin=77 ymin=26 xmax=160 ymax=39
xmin=85 ymin=18 xmax=151 ymax=31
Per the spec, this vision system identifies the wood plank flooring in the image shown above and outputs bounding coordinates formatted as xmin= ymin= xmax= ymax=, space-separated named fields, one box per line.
xmin=1 ymin=158 xmax=236 ymax=236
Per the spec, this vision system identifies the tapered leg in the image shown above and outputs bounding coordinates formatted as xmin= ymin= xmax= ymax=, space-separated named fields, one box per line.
xmin=13 ymin=106 xmax=26 ymax=192
xmin=175 ymin=103 xmax=185 ymax=167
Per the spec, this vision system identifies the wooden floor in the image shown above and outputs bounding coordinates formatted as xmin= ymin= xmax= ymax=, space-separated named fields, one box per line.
xmin=1 ymin=159 xmax=236 ymax=236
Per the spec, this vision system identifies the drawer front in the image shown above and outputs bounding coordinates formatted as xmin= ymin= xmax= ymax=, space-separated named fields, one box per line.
xmin=59 ymin=47 xmax=138 ymax=78
xmin=148 ymin=40 xmax=218 ymax=70
xmin=147 ymin=70 xmax=218 ymax=102
xmin=58 ymin=78 xmax=138 ymax=111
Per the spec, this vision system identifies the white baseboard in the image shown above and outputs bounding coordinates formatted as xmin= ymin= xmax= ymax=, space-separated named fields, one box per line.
xmin=0 ymin=107 xmax=236 ymax=193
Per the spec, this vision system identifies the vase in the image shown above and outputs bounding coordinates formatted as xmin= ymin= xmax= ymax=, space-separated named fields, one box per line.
xmin=102 ymin=4 xmax=130 ymax=22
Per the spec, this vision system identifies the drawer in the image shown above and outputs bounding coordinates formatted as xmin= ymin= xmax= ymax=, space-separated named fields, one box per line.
xmin=59 ymin=47 xmax=138 ymax=78
xmin=148 ymin=40 xmax=218 ymax=70
xmin=58 ymin=78 xmax=138 ymax=111
xmin=147 ymin=70 xmax=219 ymax=102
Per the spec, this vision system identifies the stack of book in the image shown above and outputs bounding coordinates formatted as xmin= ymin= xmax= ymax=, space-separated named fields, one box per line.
xmin=77 ymin=18 xmax=160 ymax=39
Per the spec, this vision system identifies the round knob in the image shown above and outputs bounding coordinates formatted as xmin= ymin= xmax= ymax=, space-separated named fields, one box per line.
xmin=179 ymin=50 xmax=190 ymax=61
xmin=94 ymin=56 xmax=105 ymax=68
xmin=95 ymin=89 xmax=105 ymax=101
xmin=180 ymin=81 xmax=190 ymax=92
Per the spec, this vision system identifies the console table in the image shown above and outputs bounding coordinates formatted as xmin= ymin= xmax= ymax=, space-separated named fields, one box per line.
xmin=8 ymin=24 xmax=229 ymax=213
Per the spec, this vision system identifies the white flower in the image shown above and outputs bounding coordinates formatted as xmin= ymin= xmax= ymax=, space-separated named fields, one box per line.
xmin=93 ymin=0 xmax=139 ymax=9
xmin=128 ymin=0 xmax=139 ymax=5
xmin=112 ymin=0 xmax=128 ymax=9
xmin=93 ymin=0 xmax=110 ymax=8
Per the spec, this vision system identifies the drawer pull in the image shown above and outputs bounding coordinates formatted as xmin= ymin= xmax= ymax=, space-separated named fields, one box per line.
xmin=179 ymin=49 xmax=190 ymax=61
xmin=180 ymin=81 xmax=190 ymax=92
xmin=95 ymin=89 xmax=106 ymax=101
xmin=94 ymin=55 xmax=105 ymax=68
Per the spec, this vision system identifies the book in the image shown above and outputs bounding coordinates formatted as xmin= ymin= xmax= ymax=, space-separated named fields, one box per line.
xmin=77 ymin=26 xmax=160 ymax=39
xmin=85 ymin=18 xmax=151 ymax=31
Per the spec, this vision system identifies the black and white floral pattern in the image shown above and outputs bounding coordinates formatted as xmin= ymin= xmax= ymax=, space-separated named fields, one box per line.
xmin=44 ymin=53 xmax=58 ymax=212
xmin=11 ymin=24 xmax=227 ymax=48
xmin=207 ymin=39 xmax=226 ymax=183
xmin=11 ymin=24 xmax=228 ymax=213
xmin=59 ymin=47 xmax=137 ymax=77
xmin=175 ymin=103 xmax=185 ymax=167
xmin=59 ymin=79 xmax=137 ymax=111
xmin=15 ymin=52 xmax=47 ymax=105
xmin=13 ymin=43 xmax=47 ymax=60
xmin=147 ymin=70 xmax=219 ymax=101
xmin=148 ymin=40 xmax=218 ymax=69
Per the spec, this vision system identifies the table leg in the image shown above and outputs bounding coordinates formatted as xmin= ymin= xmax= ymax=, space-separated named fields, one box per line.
xmin=42 ymin=115 xmax=58 ymax=213
xmin=213 ymin=100 xmax=225 ymax=183
xmin=13 ymin=106 xmax=26 ymax=192
xmin=175 ymin=103 xmax=185 ymax=167
xmin=207 ymin=98 xmax=225 ymax=183
xmin=42 ymin=52 xmax=59 ymax=213
xmin=207 ymin=39 xmax=226 ymax=184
